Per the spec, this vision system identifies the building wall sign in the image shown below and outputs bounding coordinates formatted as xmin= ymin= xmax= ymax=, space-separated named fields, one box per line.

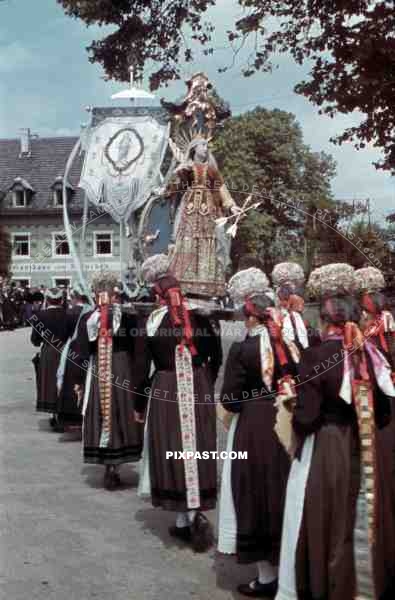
xmin=12 ymin=262 xmax=119 ymax=273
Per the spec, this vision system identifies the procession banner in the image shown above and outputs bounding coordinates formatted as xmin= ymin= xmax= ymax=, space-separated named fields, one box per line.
xmin=79 ymin=108 xmax=170 ymax=224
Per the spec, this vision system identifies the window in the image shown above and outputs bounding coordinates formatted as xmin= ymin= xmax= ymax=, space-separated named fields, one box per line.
xmin=53 ymin=188 xmax=63 ymax=206
xmin=13 ymin=189 xmax=26 ymax=207
xmin=52 ymin=177 xmax=74 ymax=207
xmin=52 ymin=233 xmax=70 ymax=257
xmin=10 ymin=177 xmax=34 ymax=206
xmin=13 ymin=278 xmax=30 ymax=288
xmin=94 ymin=232 xmax=113 ymax=256
xmin=12 ymin=233 xmax=30 ymax=257
xmin=53 ymin=278 xmax=71 ymax=289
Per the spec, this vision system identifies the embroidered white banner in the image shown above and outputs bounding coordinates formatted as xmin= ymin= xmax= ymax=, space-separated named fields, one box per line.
xmin=80 ymin=116 xmax=169 ymax=223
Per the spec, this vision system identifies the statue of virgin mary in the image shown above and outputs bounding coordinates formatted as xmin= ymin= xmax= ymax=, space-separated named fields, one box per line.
xmin=165 ymin=137 xmax=240 ymax=298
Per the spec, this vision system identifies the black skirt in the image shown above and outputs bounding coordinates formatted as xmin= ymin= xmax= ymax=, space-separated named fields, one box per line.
xmin=231 ymin=398 xmax=290 ymax=564
xmin=83 ymin=351 xmax=144 ymax=465
xmin=57 ymin=357 xmax=84 ymax=426
xmin=36 ymin=343 xmax=61 ymax=414
xmin=147 ymin=367 xmax=217 ymax=512
xmin=295 ymin=423 xmax=395 ymax=600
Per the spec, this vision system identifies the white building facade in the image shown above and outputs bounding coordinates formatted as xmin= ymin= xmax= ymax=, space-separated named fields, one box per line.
xmin=0 ymin=131 xmax=126 ymax=288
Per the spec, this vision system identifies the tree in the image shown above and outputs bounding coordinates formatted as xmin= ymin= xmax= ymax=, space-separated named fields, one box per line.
xmin=58 ymin=0 xmax=395 ymax=170
xmin=338 ymin=221 xmax=390 ymax=270
xmin=57 ymin=0 xmax=216 ymax=89
xmin=212 ymin=107 xmax=337 ymax=272
xmin=0 ymin=226 xmax=11 ymax=279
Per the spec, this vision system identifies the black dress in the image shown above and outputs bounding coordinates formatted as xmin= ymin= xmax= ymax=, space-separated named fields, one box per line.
xmin=219 ymin=333 xmax=291 ymax=564
xmin=280 ymin=339 xmax=395 ymax=600
xmin=135 ymin=310 xmax=222 ymax=512
xmin=83 ymin=309 xmax=145 ymax=465
xmin=31 ymin=306 xmax=68 ymax=413
xmin=1 ymin=293 xmax=18 ymax=329
xmin=56 ymin=305 xmax=92 ymax=427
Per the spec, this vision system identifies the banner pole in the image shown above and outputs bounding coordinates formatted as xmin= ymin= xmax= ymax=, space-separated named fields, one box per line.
xmin=63 ymin=137 xmax=94 ymax=306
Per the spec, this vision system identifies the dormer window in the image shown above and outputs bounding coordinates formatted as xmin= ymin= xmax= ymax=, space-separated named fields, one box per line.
xmin=53 ymin=188 xmax=63 ymax=206
xmin=9 ymin=177 xmax=35 ymax=207
xmin=52 ymin=176 xmax=74 ymax=207
xmin=14 ymin=189 xmax=26 ymax=207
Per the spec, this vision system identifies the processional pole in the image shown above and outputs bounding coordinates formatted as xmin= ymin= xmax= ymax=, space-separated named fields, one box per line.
xmin=63 ymin=137 xmax=95 ymax=307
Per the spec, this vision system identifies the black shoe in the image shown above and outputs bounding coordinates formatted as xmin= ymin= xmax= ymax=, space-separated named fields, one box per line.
xmin=104 ymin=469 xmax=111 ymax=490
xmin=190 ymin=512 xmax=214 ymax=553
xmin=104 ymin=474 xmax=116 ymax=491
xmin=104 ymin=470 xmax=121 ymax=491
xmin=168 ymin=525 xmax=192 ymax=543
xmin=50 ymin=416 xmax=64 ymax=433
xmin=237 ymin=578 xmax=278 ymax=598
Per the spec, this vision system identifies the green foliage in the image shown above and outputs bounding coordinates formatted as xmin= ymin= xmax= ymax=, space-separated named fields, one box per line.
xmin=213 ymin=107 xmax=337 ymax=272
xmin=57 ymin=0 xmax=395 ymax=170
xmin=338 ymin=221 xmax=391 ymax=270
xmin=57 ymin=0 xmax=215 ymax=87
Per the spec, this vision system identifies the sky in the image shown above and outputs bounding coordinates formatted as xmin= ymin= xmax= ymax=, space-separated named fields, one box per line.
xmin=0 ymin=0 xmax=393 ymax=222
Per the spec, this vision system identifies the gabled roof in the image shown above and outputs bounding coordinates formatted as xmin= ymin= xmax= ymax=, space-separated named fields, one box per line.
xmin=0 ymin=136 xmax=85 ymax=210
xmin=51 ymin=174 xmax=76 ymax=191
xmin=9 ymin=176 xmax=35 ymax=192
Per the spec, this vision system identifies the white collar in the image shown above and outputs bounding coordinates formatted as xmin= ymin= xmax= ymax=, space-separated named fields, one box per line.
xmin=340 ymin=344 xmax=395 ymax=404
xmin=86 ymin=305 xmax=122 ymax=342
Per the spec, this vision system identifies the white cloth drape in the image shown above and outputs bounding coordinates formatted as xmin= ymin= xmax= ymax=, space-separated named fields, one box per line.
xmin=86 ymin=304 xmax=122 ymax=342
xmin=137 ymin=395 xmax=152 ymax=498
xmin=217 ymin=414 xmax=240 ymax=554
xmin=276 ymin=435 xmax=315 ymax=600
xmin=282 ymin=310 xmax=308 ymax=350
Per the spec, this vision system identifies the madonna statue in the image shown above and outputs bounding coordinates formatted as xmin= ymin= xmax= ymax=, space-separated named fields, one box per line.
xmin=166 ymin=137 xmax=240 ymax=298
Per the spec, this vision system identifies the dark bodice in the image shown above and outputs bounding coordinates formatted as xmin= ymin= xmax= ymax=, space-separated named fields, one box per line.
xmin=370 ymin=331 xmax=395 ymax=371
xmin=133 ymin=310 xmax=222 ymax=413
xmin=65 ymin=307 xmax=93 ymax=383
xmin=147 ymin=312 xmax=222 ymax=374
xmin=88 ymin=311 xmax=141 ymax=355
xmin=293 ymin=339 xmax=392 ymax=438
xmin=65 ymin=305 xmax=83 ymax=338
xmin=31 ymin=307 xmax=68 ymax=347
xmin=220 ymin=334 xmax=295 ymax=413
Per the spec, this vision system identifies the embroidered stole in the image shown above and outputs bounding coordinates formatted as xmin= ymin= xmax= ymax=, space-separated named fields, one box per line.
xmin=248 ymin=324 xmax=274 ymax=391
xmin=147 ymin=304 xmax=201 ymax=509
xmin=352 ymin=369 xmax=378 ymax=548
xmin=98 ymin=304 xmax=113 ymax=448
xmin=176 ymin=344 xmax=200 ymax=509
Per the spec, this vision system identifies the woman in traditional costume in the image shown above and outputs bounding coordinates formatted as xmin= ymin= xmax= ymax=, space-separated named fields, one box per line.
xmin=272 ymin=263 xmax=313 ymax=354
xmin=56 ymin=284 xmax=93 ymax=434
xmin=31 ymin=288 xmax=68 ymax=429
xmin=218 ymin=268 xmax=296 ymax=598
xmin=79 ymin=273 xmax=144 ymax=490
xmin=276 ymin=263 xmax=395 ymax=600
xmin=354 ymin=266 xmax=395 ymax=515
xmin=134 ymin=254 xmax=222 ymax=552
xmin=166 ymin=137 xmax=240 ymax=298
xmin=355 ymin=267 xmax=395 ymax=368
